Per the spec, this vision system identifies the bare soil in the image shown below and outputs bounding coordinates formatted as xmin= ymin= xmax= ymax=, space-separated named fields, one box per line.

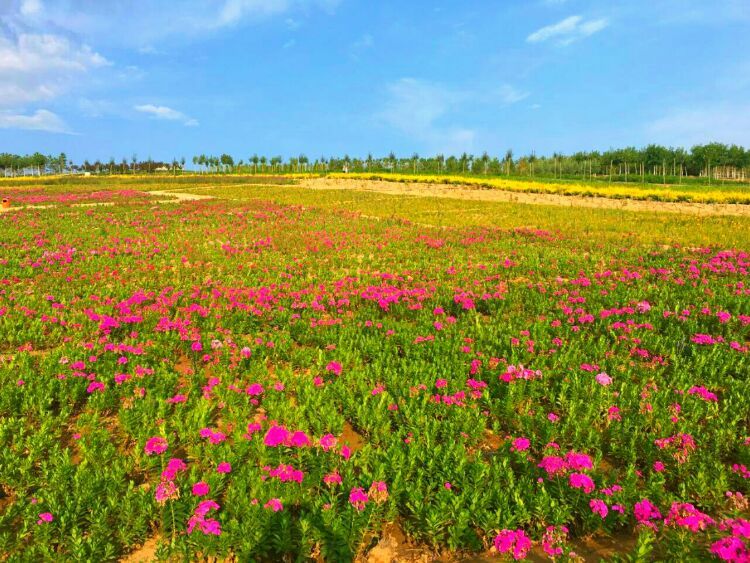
xmin=300 ymin=177 xmax=750 ymax=217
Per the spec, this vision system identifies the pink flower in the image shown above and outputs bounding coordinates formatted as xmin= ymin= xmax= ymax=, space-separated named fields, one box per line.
xmin=144 ymin=436 xmax=168 ymax=455
xmin=493 ymin=529 xmax=532 ymax=560
xmin=340 ymin=445 xmax=352 ymax=461
xmin=36 ymin=512 xmax=53 ymax=525
xmin=161 ymin=458 xmax=187 ymax=480
xmin=665 ymin=502 xmax=715 ymax=532
xmin=634 ymin=499 xmax=662 ymax=524
xmin=653 ymin=461 xmax=666 ymax=472
xmin=86 ymin=381 xmax=105 ymax=393
xmin=325 ymin=361 xmax=342 ymax=376
xmin=542 ymin=525 xmax=569 ymax=558
xmin=435 ymin=378 xmax=448 ymax=389
xmin=246 ymin=383 xmax=264 ymax=396
xmin=264 ymin=424 xmax=289 ymax=447
xmin=319 ymin=433 xmax=337 ymax=451
xmin=323 ymin=472 xmax=343 ymax=485
xmin=711 ymin=537 xmax=748 ymax=562
xmin=538 ymin=456 xmax=568 ymax=477
xmin=216 ymin=462 xmax=232 ymax=474
xmin=511 ymin=437 xmax=530 ymax=452
xmin=264 ymin=498 xmax=283 ymax=512
xmin=565 ymin=451 xmax=594 ymax=471
xmin=595 ymin=372 xmax=613 ymax=386
xmin=548 ymin=412 xmax=560 ymax=422
xmin=191 ymin=341 xmax=203 ymax=352
xmin=289 ymin=431 xmax=311 ymax=448
xmin=349 ymin=487 xmax=369 ymax=511
xmin=590 ymin=499 xmax=608 ymax=518
xmin=192 ymin=482 xmax=210 ymax=497
xmin=569 ymin=472 xmax=596 ymax=494
xmin=155 ymin=480 xmax=179 ymax=504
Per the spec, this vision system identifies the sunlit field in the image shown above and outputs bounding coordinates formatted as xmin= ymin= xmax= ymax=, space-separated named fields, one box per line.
xmin=1 ymin=176 xmax=748 ymax=561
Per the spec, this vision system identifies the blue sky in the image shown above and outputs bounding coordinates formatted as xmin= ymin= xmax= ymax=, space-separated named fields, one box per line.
xmin=1 ymin=0 xmax=749 ymax=163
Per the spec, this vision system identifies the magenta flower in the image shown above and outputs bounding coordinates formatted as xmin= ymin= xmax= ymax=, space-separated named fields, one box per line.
xmin=542 ymin=526 xmax=569 ymax=558
xmin=216 ymin=462 xmax=232 ymax=474
xmin=323 ymin=471 xmax=343 ymax=485
xmin=143 ymin=436 xmax=168 ymax=455
xmin=711 ymin=537 xmax=748 ymax=561
xmin=86 ymin=381 xmax=105 ymax=393
xmin=192 ymin=482 xmax=210 ymax=497
xmin=538 ymin=456 xmax=568 ymax=477
xmin=569 ymin=472 xmax=596 ymax=494
xmin=665 ymin=502 xmax=715 ymax=532
xmin=264 ymin=498 xmax=283 ymax=512
xmin=289 ymin=431 xmax=311 ymax=448
xmin=493 ymin=529 xmax=532 ymax=560
xmin=349 ymin=487 xmax=369 ymax=511
xmin=319 ymin=433 xmax=337 ymax=451
xmin=511 ymin=437 xmax=530 ymax=452
xmin=565 ymin=451 xmax=594 ymax=471
xmin=634 ymin=499 xmax=662 ymax=524
xmin=155 ymin=480 xmax=179 ymax=504
xmin=36 ymin=512 xmax=53 ymax=525
xmin=161 ymin=458 xmax=187 ymax=480
xmin=326 ymin=361 xmax=342 ymax=376
xmin=264 ymin=424 xmax=289 ymax=447
xmin=590 ymin=499 xmax=608 ymax=518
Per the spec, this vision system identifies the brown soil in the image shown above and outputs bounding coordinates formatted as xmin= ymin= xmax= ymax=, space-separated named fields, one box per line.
xmin=341 ymin=420 xmax=366 ymax=452
xmin=120 ymin=536 xmax=159 ymax=562
xmin=299 ymin=177 xmax=750 ymax=217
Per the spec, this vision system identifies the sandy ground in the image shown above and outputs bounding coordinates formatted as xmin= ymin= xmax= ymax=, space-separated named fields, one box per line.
xmin=0 ymin=190 xmax=213 ymax=213
xmin=299 ymin=177 xmax=750 ymax=217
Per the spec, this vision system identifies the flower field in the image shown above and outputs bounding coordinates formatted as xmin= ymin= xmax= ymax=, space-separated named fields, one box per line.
xmin=0 ymin=179 xmax=749 ymax=561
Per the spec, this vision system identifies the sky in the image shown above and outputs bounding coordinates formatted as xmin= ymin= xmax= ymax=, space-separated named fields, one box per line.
xmin=0 ymin=0 xmax=749 ymax=163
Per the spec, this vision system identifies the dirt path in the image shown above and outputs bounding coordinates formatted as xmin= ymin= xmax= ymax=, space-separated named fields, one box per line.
xmin=0 ymin=190 xmax=213 ymax=213
xmin=299 ymin=177 xmax=750 ymax=217
xmin=145 ymin=190 xmax=214 ymax=202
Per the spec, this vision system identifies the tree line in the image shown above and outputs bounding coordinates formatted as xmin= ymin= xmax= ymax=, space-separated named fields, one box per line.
xmin=3 ymin=143 xmax=749 ymax=183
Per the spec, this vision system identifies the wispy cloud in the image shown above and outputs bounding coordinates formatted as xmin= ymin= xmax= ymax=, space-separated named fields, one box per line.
xmin=135 ymin=104 xmax=199 ymax=126
xmin=7 ymin=0 xmax=343 ymax=47
xmin=377 ymin=78 xmax=529 ymax=154
xmin=0 ymin=109 xmax=72 ymax=133
xmin=495 ymin=85 xmax=529 ymax=104
xmin=0 ymin=32 xmax=110 ymax=107
xmin=647 ymin=103 xmax=750 ymax=147
xmin=527 ymin=15 xmax=609 ymax=45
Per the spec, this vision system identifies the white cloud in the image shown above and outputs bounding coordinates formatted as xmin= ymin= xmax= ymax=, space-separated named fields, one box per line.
xmin=496 ymin=85 xmax=529 ymax=104
xmin=135 ymin=104 xmax=199 ymax=127
xmin=8 ymin=1 xmax=342 ymax=47
xmin=0 ymin=109 xmax=71 ymax=133
xmin=19 ymin=0 xmax=43 ymax=17
xmin=527 ymin=15 xmax=609 ymax=45
xmin=377 ymin=78 xmax=530 ymax=153
xmin=377 ymin=79 xmax=471 ymax=154
xmin=647 ymin=104 xmax=750 ymax=147
xmin=0 ymin=32 xmax=110 ymax=107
